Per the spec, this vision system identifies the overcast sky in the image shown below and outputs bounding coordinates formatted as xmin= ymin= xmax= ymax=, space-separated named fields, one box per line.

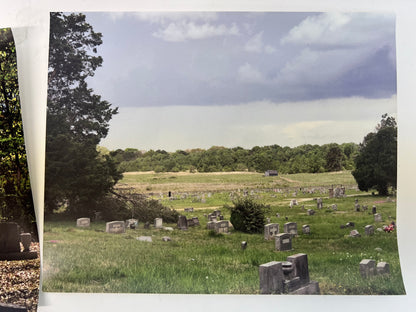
xmin=81 ymin=12 xmax=397 ymax=152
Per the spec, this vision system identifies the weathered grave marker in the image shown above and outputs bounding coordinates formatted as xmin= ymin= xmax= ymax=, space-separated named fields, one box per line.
xmin=125 ymin=219 xmax=138 ymax=229
xmin=259 ymin=261 xmax=284 ymax=294
xmin=377 ymin=262 xmax=390 ymax=275
xmin=76 ymin=217 xmax=90 ymax=227
xmin=207 ymin=221 xmax=216 ymax=230
xmin=154 ymin=218 xmax=163 ymax=229
xmin=349 ymin=230 xmax=361 ymax=237
xmin=372 ymin=205 xmax=377 ymax=214
xmin=302 ymin=225 xmax=310 ymax=234
xmin=284 ymin=222 xmax=298 ymax=236
xmin=264 ymin=223 xmax=279 ymax=240
xmin=364 ymin=225 xmax=374 ymax=236
xmin=106 ymin=221 xmax=125 ymax=234
xmin=355 ymin=204 xmax=360 ymax=212
xmin=287 ymin=253 xmax=310 ymax=285
xmin=137 ymin=236 xmax=152 ymax=242
xmin=177 ymin=215 xmax=188 ymax=230
xmin=275 ymin=233 xmax=292 ymax=251
xmin=317 ymin=198 xmax=323 ymax=209
xmin=359 ymin=259 xmax=376 ymax=278
xmin=214 ymin=220 xmax=229 ymax=234
xmin=374 ymin=213 xmax=382 ymax=222
xmin=0 ymin=222 xmax=37 ymax=260
xmin=184 ymin=207 xmax=194 ymax=212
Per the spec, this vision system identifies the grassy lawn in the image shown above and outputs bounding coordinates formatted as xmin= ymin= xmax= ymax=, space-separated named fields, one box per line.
xmin=42 ymin=171 xmax=405 ymax=295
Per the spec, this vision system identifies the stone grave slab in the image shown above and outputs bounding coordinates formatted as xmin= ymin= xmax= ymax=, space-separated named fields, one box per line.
xmin=360 ymin=259 xmax=376 ymax=278
xmin=364 ymin=225 xmax=374 ymax=236
xmin=259 ymin=261 xmax=284 ymax=294
xmin=376 ymin=262 xmax=390 ymax=275
xmin=374 ymin=213 xmax=382 ymax=222
xmin=76 ymin=218 xmax=90 ymax=227
xmin=154 ymin=218 xmax=163 ymax=229
xmin=275 ymin=233 xmax=292 ymax=251
xmin=287 ymin=253 xmax=310 ymax=285
xmin=214 ymin=220 xmax=229 ymax=234
xmin=264 ymin=223 xmax=279 ymax=240
xmin=284 ymin=222 xmax=298 ymax=236
xmin=302 ymin=225 xmax=310 ymax=234
xmin=137 ymin=236 xmax=152 ymax=242
xmin=177 ymin=215 xmax=188 ymax=230
xmin=106 ymin=221 xmax=126 ymax=234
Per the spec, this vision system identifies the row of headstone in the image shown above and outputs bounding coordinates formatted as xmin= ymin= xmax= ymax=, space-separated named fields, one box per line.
xmin=259 ymin=253 xmax=320 ymax=294
xmin=184 ymin=207 xmax=194 ymax=212
xmin=0 ymin=222 xmax=38 ymax=261
xmin=359 ymin=259 xmax=390 ymax=278
xmin=328 ymin=187 xmax=346 ymax=198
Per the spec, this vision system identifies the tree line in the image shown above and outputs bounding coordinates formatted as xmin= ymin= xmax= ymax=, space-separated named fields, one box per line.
xmin=107 ymin=142 xmax=359 ymax=175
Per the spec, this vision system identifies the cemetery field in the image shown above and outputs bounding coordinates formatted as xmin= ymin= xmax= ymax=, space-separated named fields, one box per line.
xmin=42 ymin=171 xmax=405 ymax=295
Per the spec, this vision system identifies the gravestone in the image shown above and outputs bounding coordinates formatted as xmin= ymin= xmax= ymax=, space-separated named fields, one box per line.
xmin=20 ymin=233 xmax=31 ymax=252
xmin=214 ymin=220 xmax=229 ymax=234
xmin=302 ymin=225 xmax=310 ymax=234
xmin=184 ymin=207 xmax=194 ymax=212
xmin=317 ymin=198 xmax=323 ymax=209
xmin=362 ymin=205 xmax=368 ymax=211
xmin=346 ymin=222 xmax=355 ymax=227
xmin=264 ymin=223 xmax=280 ymax=240
xmin=364 ymin=225 xmax=374 ymax=236
xmin=266 ymin=217 xmax=271 ymax=224
xmin=328 ymin=188 xmax=334 ymax=198
xmin=162 ymin=236 xmax=171 ymax=242
xmin=154 ymin=218 xmax=163 ymax=229
xmin=307 ymin=209 xmax=315 ymax=216
xmin=105 ymin=221 xmax=125 ymax=234
xmin=76 ymin=217 xmax=90 ymax=227
xmin=137 ymin=236 xmax=152 ymax=242
xmin=259 ymin=261 xmax=284 ymax=294
xmin=377 ymin=262 xmax=390 ymax=275
xmin=349 ymin=230 xmax=361 ymax=237
xmin=275 ymin=233 xmax=292 ymax=251
xmin=207 ymin=221 xmax=216 ymax=230
xmin=359 ymin=259 xmax=376 ymax=278
xmin=284 ymin=222 xmax=298 ymax=236
xmin=331 ymin=204 xmax=337 ymax=211
xmin=213 ymin=210 xmax=221 ymax=217
xmin=191 ymin=217 xmax=200 ymax=226
xmin=0 ymin=223 xmax=37 ymax=260
xmin=372 ymin=206 xmax=377 ymax=214
xmin=374 ymin=213 xmax=382 ymax=222
xmin=355 ymin=204 xmax=360 ymax=212
xmin=177 ymin=215 xmax=188 ymax=230
xmin=287 ymin=253 xmax=310 ymax=285
xmin=0 ymin=222 xmax=20 ymax=253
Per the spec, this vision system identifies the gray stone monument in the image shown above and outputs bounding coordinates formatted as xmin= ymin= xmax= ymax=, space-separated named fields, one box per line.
xmin=364 ymin=225 xmax=374 ymax=236
xmin=106 ymin=221 xmax=126 ymax=234
xmin=360 ymin=259 xmax=376 ymax=278
xmin=284 ymin=222 xmax=298 ymax=236
xmin=302 ymin=225 xmax=311 ymax=234
xmin=214 ymin=220 xmax=229 ymax=234
xmin=317 ymin=198 xmax=323 ymax=209
xmin=259 ymin=261 xmax=284 ymax=294
xmin=76 ymin=217 xmax=90 ymax=227
xmin=177 ymin=215 xmax=188 ymax=230
xmin=154 ymin=218 xmax=163 ymax=229
xmin=374 ymin=213 xmax=382 ymax=222
xmin=377 ymin=262 xmax=390 ymax=275
xmin=287 ymin=253 xmax=310 ymax=286
xmin=264 ymin=223 xmax=279 ymax=240
xmin=307 ymin=209 xmax=315 ymax=216
xmin=0 ymin=222 xmax=37 ymax=260
xmin=125 ymin=219 xmax=138 ymax=229
xmin=207 ymin=221 xmax=216 ymax=230
xmin=275 ymin=233 xmax=292 ymax=251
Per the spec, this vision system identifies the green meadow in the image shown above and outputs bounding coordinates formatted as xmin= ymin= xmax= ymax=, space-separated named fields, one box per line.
xmin=43 ymin=171 xmax=405 ymax=295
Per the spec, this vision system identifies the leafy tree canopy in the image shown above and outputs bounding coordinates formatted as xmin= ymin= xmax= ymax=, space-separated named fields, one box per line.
xmin=45 ymin=13 xmax=121 ymax=217
xmin=352 ymin=114 xmax=397 ymax=195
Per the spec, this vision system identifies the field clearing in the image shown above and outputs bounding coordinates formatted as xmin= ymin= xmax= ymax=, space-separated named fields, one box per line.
xmin=43 ymin=171 xmax=404 ymax=295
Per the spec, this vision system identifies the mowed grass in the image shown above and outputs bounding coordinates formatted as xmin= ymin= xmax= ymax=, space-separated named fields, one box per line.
xmin=42 ymin=171 xmax=405 ymax=295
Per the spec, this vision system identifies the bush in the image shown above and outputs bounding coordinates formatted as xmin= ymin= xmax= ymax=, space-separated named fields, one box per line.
xmin=131 ymin=199 xmax=179 ymax=223
xmin=227 ymin=196 xmax=269 ymax=234
xmin=98 ymin=196 xmax=131 ymax=221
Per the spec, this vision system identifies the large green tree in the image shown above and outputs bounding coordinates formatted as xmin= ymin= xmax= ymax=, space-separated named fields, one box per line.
xmin=45 ymin=13 xmax=121 ymax=216
xmin=352 ymin=114 xmax=397 ymax=195
xmin=0 ymin=28 xmax=35 ymax=228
